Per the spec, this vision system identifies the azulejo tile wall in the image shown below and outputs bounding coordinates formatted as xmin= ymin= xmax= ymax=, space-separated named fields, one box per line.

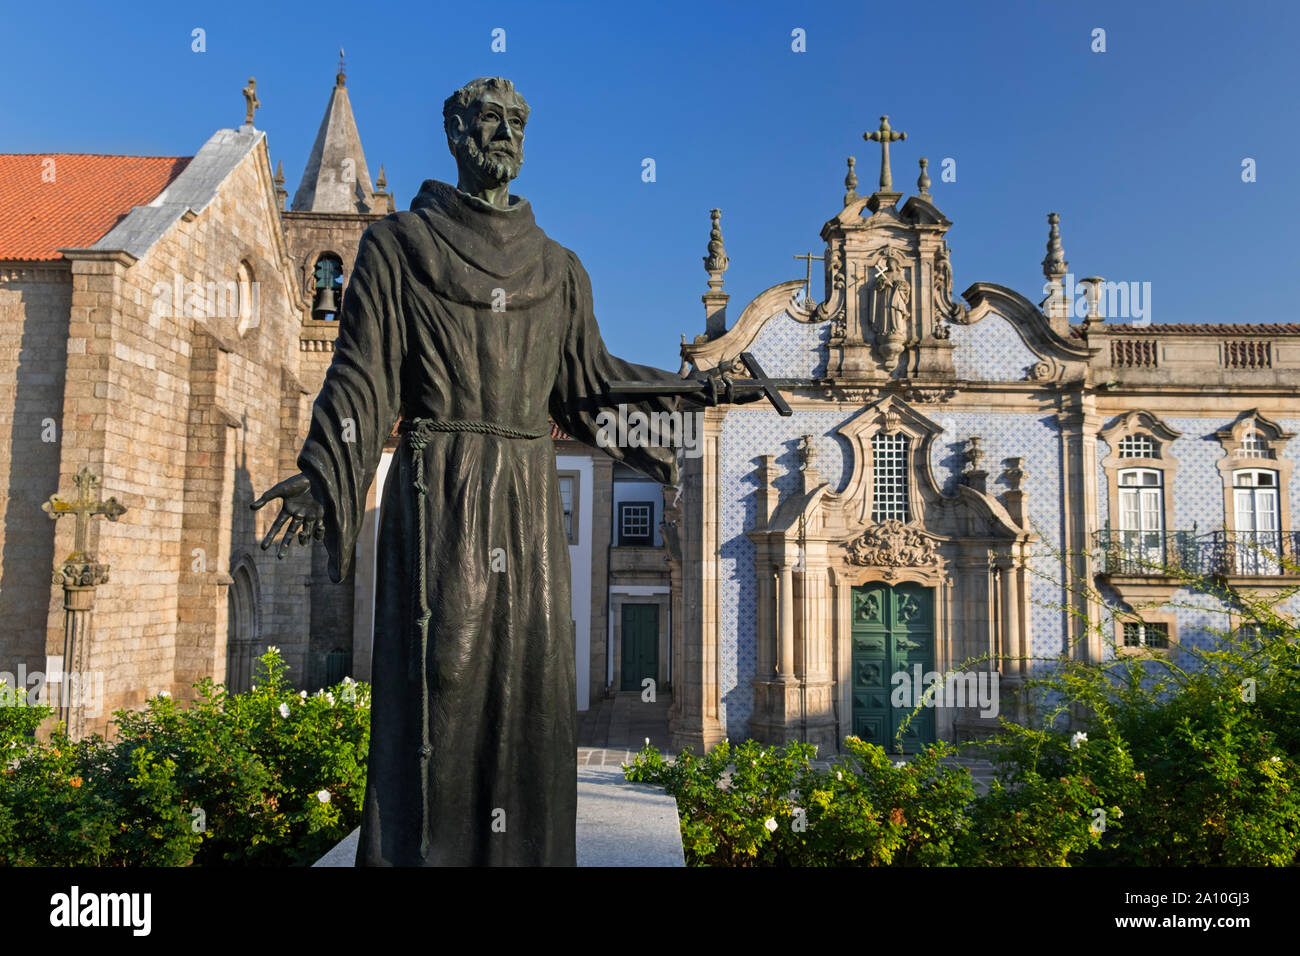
xmin=950 ymin=313 xmax=1039 ymax=382
xmin=928 ymin=410 xmax=1067 ymax=662
xmin=719 ymin=408 xmax=853 ymax=737
xmin=745 ymin=312 xmax=831 ymax=378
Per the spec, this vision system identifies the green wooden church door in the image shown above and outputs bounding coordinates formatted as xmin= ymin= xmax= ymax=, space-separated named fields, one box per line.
xmin=850 ymin=582 xmax=936 ymax=750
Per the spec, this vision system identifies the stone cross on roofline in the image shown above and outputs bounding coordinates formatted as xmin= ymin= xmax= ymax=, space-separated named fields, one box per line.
xmin=864 ymin=114 xmax=906 ymax=210
xmin=242 ymin=77 xmax=260 ymax=126
xmin=793 ymin=251 xmax=824 ymax=304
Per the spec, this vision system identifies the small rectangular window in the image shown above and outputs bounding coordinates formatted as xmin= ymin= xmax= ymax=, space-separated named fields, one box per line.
xmin=618 ymin=501 xmax=654 ymax=546
xmin=1123 ymin=621 xmax=1168 ymax=648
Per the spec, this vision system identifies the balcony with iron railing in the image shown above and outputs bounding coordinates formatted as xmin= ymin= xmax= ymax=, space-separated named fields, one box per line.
xmin=1094 ymin=529 xmax=1300 ymax=578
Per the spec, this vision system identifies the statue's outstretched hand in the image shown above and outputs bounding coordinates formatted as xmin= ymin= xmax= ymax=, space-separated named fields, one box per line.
xmin=251 ymin=473 xmax=325 ymax=559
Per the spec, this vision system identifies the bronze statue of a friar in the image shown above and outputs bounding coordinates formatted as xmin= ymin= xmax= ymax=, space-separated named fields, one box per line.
xmin=251 ymin=77 xmax=777 ymax=866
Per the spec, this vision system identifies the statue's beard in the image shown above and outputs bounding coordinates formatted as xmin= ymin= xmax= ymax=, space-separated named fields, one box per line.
xmin=462 ymin=138 xmax=522 ymax=186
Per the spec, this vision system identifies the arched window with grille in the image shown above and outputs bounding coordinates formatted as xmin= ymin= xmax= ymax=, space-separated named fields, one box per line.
xmin=871 ymin=432 xmax=910 ymax=523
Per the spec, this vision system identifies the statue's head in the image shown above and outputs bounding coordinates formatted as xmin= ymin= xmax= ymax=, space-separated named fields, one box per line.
xmin=443 ymin=77 xmax=529 ymax=192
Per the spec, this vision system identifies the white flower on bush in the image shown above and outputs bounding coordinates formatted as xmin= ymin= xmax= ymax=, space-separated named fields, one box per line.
xmin=342 ymin=676 xmax=354 ymax=685
xmin=325 ymin=692 xmax=336 ymax=706
xmin=764 ymin=817 xmax=777 ymax=832
xmin=267 ymin=645 xmax=280 ymax=654
xmin=158 ymin=690 xmax=170 ymax=699
xmin=894 ymin=760 xmax=907 ymax=769
xmin=1070 ymin=731 xmax=1088 ymax=750
xmin=300 ymin=690 xmax=307 ymax=699
xmin=278 ymin=702 xmax=290 ymax=719
xmin=1270 ymin=755 xmax=1282 ymax=763
xmin=316 ymin=790 xmax=330 ymax=804
xmin=836 ymin=771 xmax=843 ymax=781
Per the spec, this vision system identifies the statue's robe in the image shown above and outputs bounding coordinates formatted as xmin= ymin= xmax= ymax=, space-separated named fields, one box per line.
xmin=297 ymin=180 xmax=683 ymax=866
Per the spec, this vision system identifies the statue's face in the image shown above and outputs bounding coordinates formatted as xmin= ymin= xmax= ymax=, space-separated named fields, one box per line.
xmin=453 ymin=91 xmax=526 ymax=188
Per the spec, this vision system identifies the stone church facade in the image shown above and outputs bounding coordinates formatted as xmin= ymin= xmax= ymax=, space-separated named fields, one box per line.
xmin=665 ymin=131 xmax=1300 ymax=754
xmin=0 ymin=67 xmax=669 ymax=739
xmin=0 ymin=69 xmax=395 ymax=736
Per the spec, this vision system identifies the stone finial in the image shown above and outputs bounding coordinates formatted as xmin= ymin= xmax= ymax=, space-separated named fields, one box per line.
xmin=1042 ymin=212 xmax=1068 ymax=279
xmin=1002 ymin=457 xmax=1029 ymax=527
xmin=703 ymin=208 xmax=729 ymax=281
xmin=1002 ymin=457 xmax=1027 ymax=491
xmin=1079 ymin=275 xmax=1105 ymax=325
xmin=273 ymin=161 xmax=288 ymax=211
xmin=961 ymin=436 xmax=987 ymax=493
xmin=797 ymin=434 xmax=822 ymax=494
xmin=798 ymin=434 xmax=817 ymax=470
xmin=916 ymin=157 xmax=932 ymax=199
xmin=337 ymin=46 xmax=347 ymax=88
xmin=242 ymin=77 xmax=260 ymax=126
xmin=702 ymin=208 xmax=730 ymax=338
xmin=374 ymin=163 xmax=395 ymax=214
xmin=844 ymin=156 xmax=859 ymax=206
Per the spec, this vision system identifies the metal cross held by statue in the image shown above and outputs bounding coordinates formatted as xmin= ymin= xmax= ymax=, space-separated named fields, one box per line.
xmin=608 ymin=351 xmax=793 ymax=417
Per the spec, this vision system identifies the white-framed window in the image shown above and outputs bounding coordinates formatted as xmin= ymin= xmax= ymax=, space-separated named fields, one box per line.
xmin=871 ymin=432 xmax=910 ymax=523
xmin=1233 ymin=469 xmax=1280 ymax=574
xmin=1123 ymin=621 xmax=1169 ymax=649
xmin=556 ymin=472 xmax=579 ymax=545
xmin=618 ymin=501 xmax=654 ymax=546
xmin=1118 ymin=467 xmax=1165 ymax=571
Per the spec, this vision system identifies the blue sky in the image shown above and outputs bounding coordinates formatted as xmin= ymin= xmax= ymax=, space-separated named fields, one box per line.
xmin=3 ymin=0 xmax=1297 ymax=370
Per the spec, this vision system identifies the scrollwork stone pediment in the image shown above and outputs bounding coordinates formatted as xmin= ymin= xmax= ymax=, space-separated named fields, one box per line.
xmin=845 ymin=520 xmax=941 ymax=570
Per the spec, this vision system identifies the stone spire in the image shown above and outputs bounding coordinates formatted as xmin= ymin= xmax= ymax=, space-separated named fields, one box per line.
xmin=273 ymin=160 xmax=288 ymax=211
xmin=290 ymin=60 xmax=381 ymax=213
xmin=702 ymin=208 xmax=730 ymax=339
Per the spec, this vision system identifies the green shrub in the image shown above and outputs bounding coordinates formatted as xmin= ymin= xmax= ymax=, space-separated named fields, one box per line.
xmin=0 ymin=648 xmax=369 ymax=866
xmin=625 ymin=737 xmax=975 ymax=866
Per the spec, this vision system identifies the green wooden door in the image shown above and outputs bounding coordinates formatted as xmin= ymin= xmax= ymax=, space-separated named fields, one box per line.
xmin=620 ymin=604 xmax=658 ymax=692
xmin=851 ymin=582 xmax=936 ymax=750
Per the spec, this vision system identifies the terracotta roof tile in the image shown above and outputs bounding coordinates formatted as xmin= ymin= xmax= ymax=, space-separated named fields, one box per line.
xmin=549 ymin=419 xmax=571 ymax=440
xmin=0 ymin=153 xmax=191 ymax=261
xmin=1072 ymin=322 xmax=1300 ymax=337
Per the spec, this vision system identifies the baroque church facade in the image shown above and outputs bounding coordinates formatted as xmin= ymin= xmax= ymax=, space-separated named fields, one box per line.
xmin=664 ymin=127 xmax=1300 ymax=754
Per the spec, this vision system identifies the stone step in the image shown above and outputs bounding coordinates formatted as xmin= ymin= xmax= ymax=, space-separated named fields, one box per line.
xmin=313 ymin=765 xmax=684 ymax=867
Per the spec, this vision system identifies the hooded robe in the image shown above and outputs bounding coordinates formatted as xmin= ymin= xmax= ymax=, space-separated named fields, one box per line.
xmin=296 ymin=180 xmax=685 ymax=866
